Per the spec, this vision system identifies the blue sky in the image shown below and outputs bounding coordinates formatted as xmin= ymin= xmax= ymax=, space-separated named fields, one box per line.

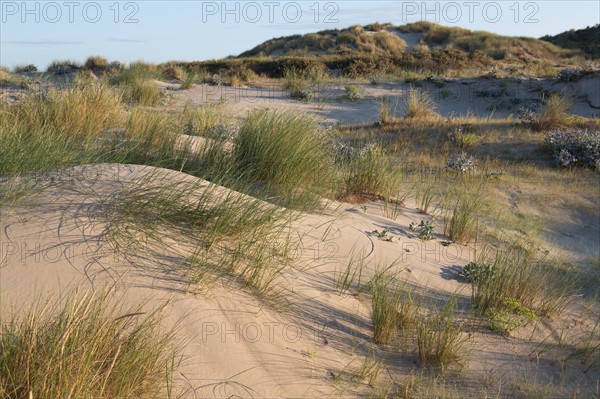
xmin=1 ymin=1 xmax=598 ymax=69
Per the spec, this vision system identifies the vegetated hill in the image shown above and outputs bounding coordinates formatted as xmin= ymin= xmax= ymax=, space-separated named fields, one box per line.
xmin=541 ymin=24 xmax=600 ymax=58
xmin=239 ymin=21 xmax=581 ymax=62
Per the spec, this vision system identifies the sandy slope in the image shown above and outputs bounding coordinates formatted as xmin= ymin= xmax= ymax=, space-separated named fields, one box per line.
xmin=0 ymin=164 xmax=473 ymax=398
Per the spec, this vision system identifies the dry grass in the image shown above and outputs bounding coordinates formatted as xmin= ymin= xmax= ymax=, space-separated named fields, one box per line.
xmin=536 ymin=93 xmax=574 ymax=131
xmin=404 ymin=89 xmax=438 ymax=119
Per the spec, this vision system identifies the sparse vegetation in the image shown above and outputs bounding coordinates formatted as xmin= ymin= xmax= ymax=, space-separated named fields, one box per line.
xmin=470 ymin=244 xmax=574 ymax=316
xmin=485 ymin=297 xmax=537 ymax=334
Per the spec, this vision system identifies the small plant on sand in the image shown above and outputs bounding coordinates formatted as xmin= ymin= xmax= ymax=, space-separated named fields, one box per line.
xmin=416 ymin=297 xmax=467 ymax=371
xmin=485 ymin=297 xmax=537 ymax=334
xmin=373 ymin=228 xmax=394 ymax=242
xmin=460 ymin=262 xmax=496 ymax=283
xmin=404 ymin=88 xmax=437 ymax=119
xmin=445 ymin=152 xmax=477 ymax=173
xmin=0 ymin=290 xmax=181 ymax=398
xmin=409 ymin=220 xmax=435 ymax=241
xmin=344 ymin=85 xmax=361 ymax=101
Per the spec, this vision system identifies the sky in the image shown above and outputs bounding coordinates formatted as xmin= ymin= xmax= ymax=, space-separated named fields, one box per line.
xmin=1 ymin=1 xmax=599 ymax=69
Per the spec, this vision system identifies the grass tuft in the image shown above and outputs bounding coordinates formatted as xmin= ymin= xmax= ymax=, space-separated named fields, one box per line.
xmin=0 ymin=290 xmax=181 ymax=399
xmin=234 ymin=110 xmax=332 ymax=210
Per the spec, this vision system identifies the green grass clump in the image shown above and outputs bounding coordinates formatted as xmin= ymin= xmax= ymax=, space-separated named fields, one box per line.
xmin=121 ymin=78 xmax=162 ymax=106
xmin=370 ymin=272 xmax=416 ymax=345
xmin=0 ymin=290 xmax=180 ymax=399
xmin=371 ymin=272 xmax=403 ymax=345
xmin=234 ymin=110 xmax=332 ymax=210
xmin=416 ymin=297 xmax=467 ymax=371
xmin=282 ymin=67 xmax=314 ymax=101
xmin=179 ymin=103 xmax=232 ymax=139
xmin=179 ymin=71 xmax=196 ymax=90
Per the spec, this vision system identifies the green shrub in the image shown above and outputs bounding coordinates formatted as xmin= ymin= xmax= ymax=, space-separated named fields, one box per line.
xmin=14 ymin=64 xmax=37 ymax=73
xmin=409 ymin=220 xmax=435 ymax=241
xmin=460 ymin=262 xmax=496 ymax=283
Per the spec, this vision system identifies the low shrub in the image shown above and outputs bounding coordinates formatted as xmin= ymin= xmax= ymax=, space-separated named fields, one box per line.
xmin=344 ymin=85 xmax=361 ymax=101
xmin=445 ymin=152 xmax=477 ymax=173
xmin=14 ymin=64 xmax=37 ymax=73
xmin=547 ymin=128 xmax=600 ymax=170
xmin=460 ymin=262 xmax=496 ymax=283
